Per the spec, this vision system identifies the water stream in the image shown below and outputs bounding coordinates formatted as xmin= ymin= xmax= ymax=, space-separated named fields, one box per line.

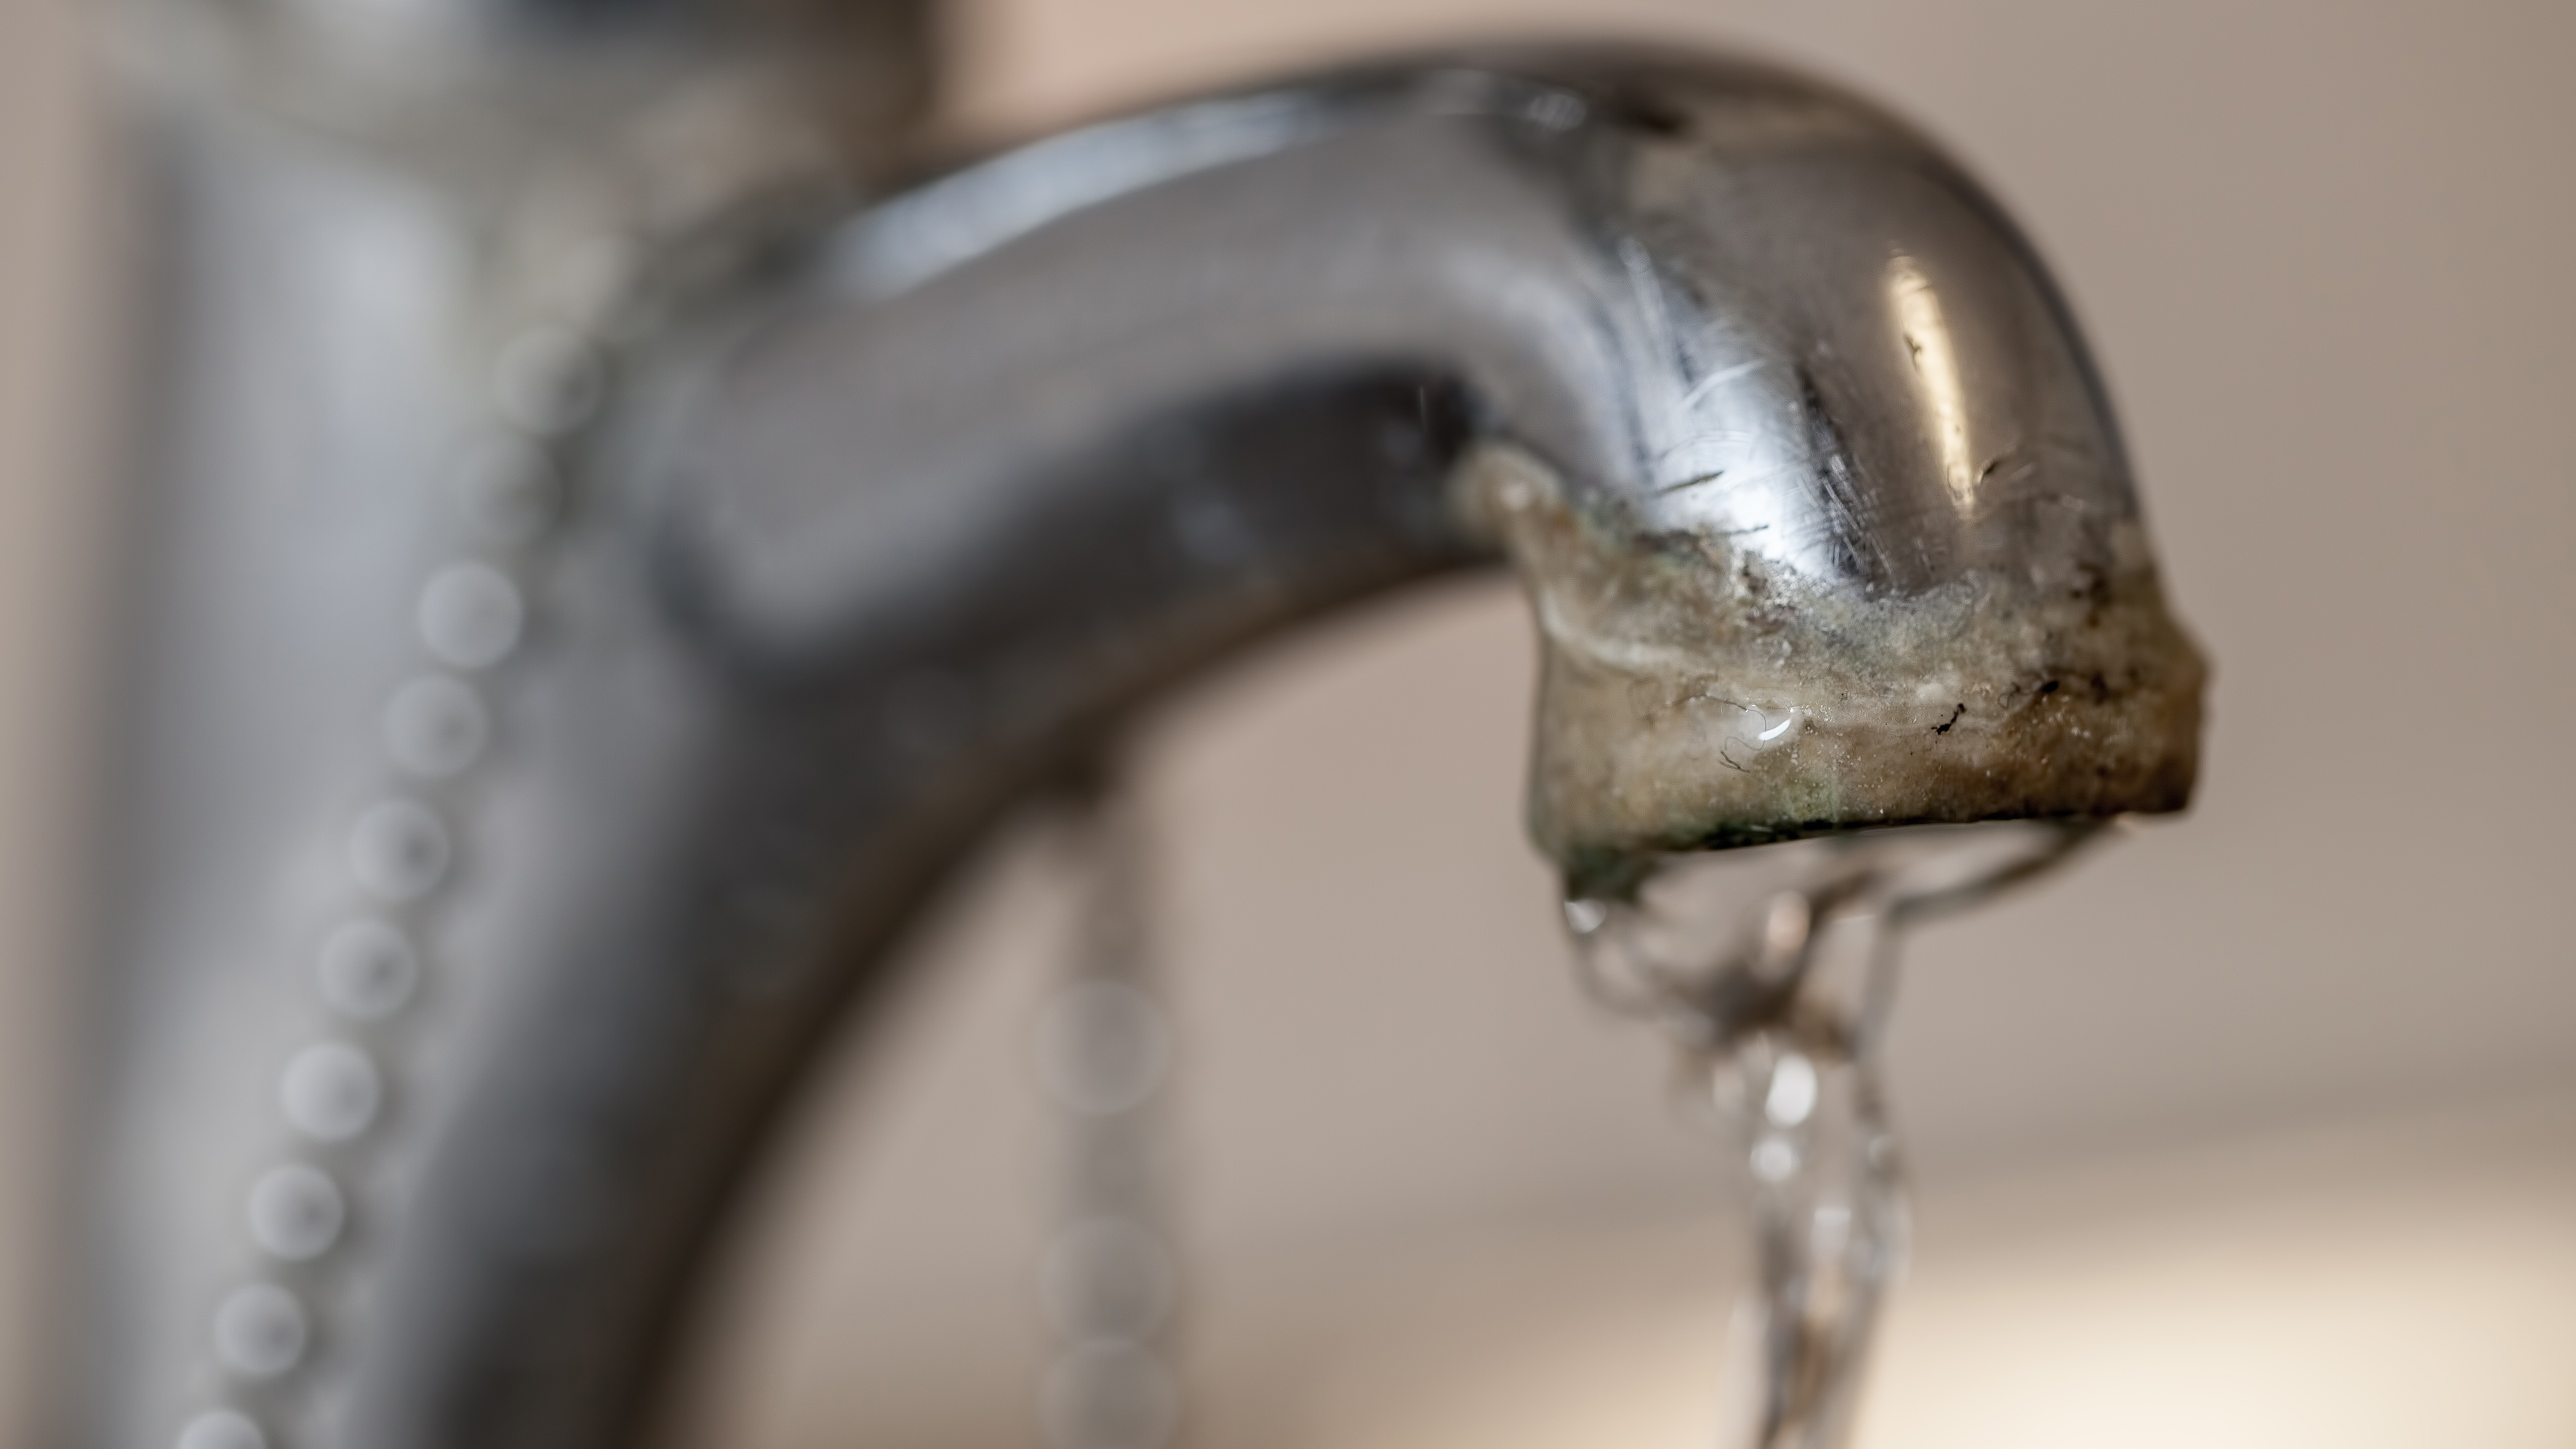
xmin=1037 ymin=783 xmax=2103 ymax=1449
xmin=1565 ymin=822 xmax=2107 ymax=1449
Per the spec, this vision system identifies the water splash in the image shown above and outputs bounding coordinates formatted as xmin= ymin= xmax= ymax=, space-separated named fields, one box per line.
xmin=1566 ymin=821 xmax=2107 ymax=1449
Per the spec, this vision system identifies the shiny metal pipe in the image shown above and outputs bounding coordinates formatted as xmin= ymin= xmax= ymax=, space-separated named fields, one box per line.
xmin=75 ymin=23 xmax=2201 ymax=1449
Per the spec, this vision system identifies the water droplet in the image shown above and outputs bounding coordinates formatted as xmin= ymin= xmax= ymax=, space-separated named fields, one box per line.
xmin=317 ymin=919 xmax=419 ymax=1020
xmin=280 ymin=1043 xmax=381 ymax=1142
xmin=175 ymin=1409 xmax=266 ymax=1449
xmin=417 ymin=563 xmax=523 ymax=670
xmin=247 ymin=1164 xmax=346 ymax=1261
xmin=1764 ymin=1052 xmax=1819 ymax=1127
xmin=1723 ymin=702 xmax=1800 ymax=752
xmin=383 ymin=674 xmax=489 ymax=778
xmin=1562 ymin=898 xmax=1608 ymax=935
xmin=348 ymin=800 xmax=449 ymax=901
xmin=212 ymin=1284 xmax=307 ymax=1378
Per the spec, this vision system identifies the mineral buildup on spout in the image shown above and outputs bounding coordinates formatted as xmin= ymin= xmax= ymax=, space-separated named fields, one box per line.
xmin=1464 ymin=446 xmax=2207 ymax=900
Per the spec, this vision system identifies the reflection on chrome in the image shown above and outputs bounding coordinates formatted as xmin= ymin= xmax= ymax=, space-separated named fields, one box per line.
xmin=1888 ymin=255 xmax=1978 ymax=517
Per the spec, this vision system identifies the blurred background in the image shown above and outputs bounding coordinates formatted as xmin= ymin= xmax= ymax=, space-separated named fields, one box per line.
xmin=4 ymin=0 xmax=2573 ymax=1445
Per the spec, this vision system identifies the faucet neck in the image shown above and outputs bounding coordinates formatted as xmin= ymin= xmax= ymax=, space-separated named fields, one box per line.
xmin=110 ymin=0 xmax=942 ymax=196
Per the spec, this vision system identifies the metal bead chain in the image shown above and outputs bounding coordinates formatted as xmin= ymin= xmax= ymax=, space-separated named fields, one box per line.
xmin=1035 ymin=787 xmax=1185 ymax=1449
xmin=173 ymin=309 xmax=606 ymax=1449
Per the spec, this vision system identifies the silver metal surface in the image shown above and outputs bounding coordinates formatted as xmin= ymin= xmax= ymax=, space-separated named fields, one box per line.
xmin=72 ymin=14 xmax=2201 ymax=1449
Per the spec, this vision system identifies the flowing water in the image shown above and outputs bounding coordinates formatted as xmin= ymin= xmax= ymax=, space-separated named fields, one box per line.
xmin=1565 ymin=822 xmax=2107 ymax=1449
xmin=1038 ymin=783 xmax=2102 ymax=1449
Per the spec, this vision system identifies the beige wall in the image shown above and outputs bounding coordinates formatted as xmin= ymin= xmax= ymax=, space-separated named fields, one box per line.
xmin=5 ymin=0 xmax=2574 ymax=1444
xmin=0 ymin=0 xmax=108 ymax=1436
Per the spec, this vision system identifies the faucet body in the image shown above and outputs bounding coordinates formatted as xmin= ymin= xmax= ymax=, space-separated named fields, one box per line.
xmin=76 ymin=11 xmax=2200 ymax=1448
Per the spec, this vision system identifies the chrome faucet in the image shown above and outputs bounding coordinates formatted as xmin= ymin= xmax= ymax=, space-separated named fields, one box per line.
xmin=76 ymin=1 xmax=2204 ymax=1445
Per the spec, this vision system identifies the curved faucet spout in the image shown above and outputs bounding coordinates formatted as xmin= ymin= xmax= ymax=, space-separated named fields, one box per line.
xmin=636 ymin=53 xmax=2204 ymax=890
xmin=77 ymin=44 xmax=2202 ymax=1449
